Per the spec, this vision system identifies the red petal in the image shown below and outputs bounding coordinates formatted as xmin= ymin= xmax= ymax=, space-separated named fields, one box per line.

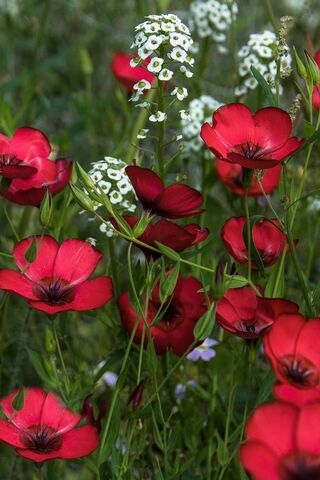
xmin=56 ymin=424 xmax=99 ymax=458
xmin=53 ymin=239 xmax=103 ymax=285
xmin=0 ymin=164 xmax=37 ymax=179
xmin=112 ymin=52 xmax=155 ymax=91
xmin=0 ymin=269 xmax=37 ymax=300
xmin=13 ymin=235 xmax=59 ymax=281
xmin=245 ymin=401 xmax=298 ymax=456
xmin=155 ymin=184 xmax=204 ymax=218
xmin=0 ymin=134 xmax=10 ymax=154
xmin=297 ymin=402 xmax=320 ymax=454
xmin=29 ymin=277 xmax=113 ymax=314
xmin=226 ymin=151 xmax=280 ymax=169
xmin=210 ymin=103 xmax=255 ymax=146
xmin=295 ymin=318 xmax=320 ymax=370
xmin=221 ymin=217 xmax=247 ymax=264
xmin=200 ymin=123 xmax=229 ymax=159
xmin=183 ymin=224 xmax=209 ymax=245
xmin=271 ymin=136 xmax=304 ymax=161
xmin=1 ymin=388 xmax=46 ymax=430
xmin=173 ymin=276 xmax=206 ymax=319
xmin=40 ymin=392 xmax=80 ymax=433
xmin=150 ymin=326 xmax=170 ymax=355
xmin=125 ymin=166 xmax=164 ymax=208
xmin=0 ymin=419 xmax=24 ymax=448
xmin=15 ymin=449 xmax=62 ymax=463
xmin=9 ymin=127 xmax=51 ymax=161
xmin=49 ymin=158 xmax=73 ymax=194
xmin=253 ymin=107 xmax=293 ymax=150
xmin=240 ymin=441 xmax=282 ymax=480
xmin=12 ymin=157 xmax=57 ymax=191
xmin=169 ymin=318 xmax=197 ymax=356
xmin=149 ymin=220 xmax=195 ymax=251
xmin=273 ymin=383 xmax=320 ymax=408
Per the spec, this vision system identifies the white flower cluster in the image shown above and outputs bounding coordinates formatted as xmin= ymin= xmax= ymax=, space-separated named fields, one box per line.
xmin=188 ymin=0 xmax=238 ymax=54
xmin=0 ymin=0 xmax=20 ymax=17
xmin=130 ymin=13 xmax=194 ymax=122
xmin=86 ymin=156 xmax=136 ymax=237
xmin=181 ymin=95 xmax=223 ymax=158
xmin=235 ymin=30 xmax=292 ymax=97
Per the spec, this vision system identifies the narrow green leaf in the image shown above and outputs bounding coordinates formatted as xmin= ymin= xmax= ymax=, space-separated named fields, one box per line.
xmin=155 ymin=241 xmax=181 ymax=261
xmin=159 ymin=261 xmax=180 ymax=303
xmin=194 ymin=302 xmax=215 ymax=340
xmin=12 ymin=387 xmax=25 ymax=411
xmin=250 ymin=66 xmax=276 ymax=106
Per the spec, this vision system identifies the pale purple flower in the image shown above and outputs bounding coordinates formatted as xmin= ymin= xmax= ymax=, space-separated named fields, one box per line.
xmin=103 ymin=371 xmax=118 ymax=388
xmin=174 ymin=380 xmax=197 ymax=401
xmin=187 ymin=338 xmax=218 ymax=362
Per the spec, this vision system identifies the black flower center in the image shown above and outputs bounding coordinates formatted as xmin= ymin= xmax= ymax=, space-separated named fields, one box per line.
xmin=279 ymin=355 xmax=319 ymax=388
xmin=280 ymin=452 xmax=320 ymax=480
xmin=0 ymin=153 xmax=20 ymax=167
xmin=20 ymin=425 xmax=63 ymax=454
xmin=238 ymin=142 xmax=266 ymax=160
xmin=33 ymin=277 xmax=75 ymax=305
xmin=154 ymin=302 xmax=183 ymax=332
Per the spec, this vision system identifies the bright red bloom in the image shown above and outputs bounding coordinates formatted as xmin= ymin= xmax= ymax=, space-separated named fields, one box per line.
xmin=111 ymin=52 xmax=155 ymax=91
xmin=113 ymin=215 xmax=208 ymax=258
xmin=201 ymin=103 xmax=303 ymax=169
xmin=126 ymin=166 xmax=205 ymax=219
xmin=0 ymin=128 xmax=72 ymax=206
xmin=240 ymin=400 xmax=320 ymax=480
xmin=273 ymin=383 xmax=320 ymax=408
xmin=0 ymin=235 xmax=113 ymax=314
xmin=312 ymin=51 xmax=320 ymax=110
xmin=221 ymin=217 xmax=286 ymax=268
xmin=118 ymin=273 xmax=207 ymax=356
xmin=264 ymin=314 xmax=320 ymax=393
xmin=0 ymin=387 xmax=98 ymax=462
xmin=216 ymin=159 xmax=281 ymax=196
xmin=216 ymin=286 xmax=299 ymax=339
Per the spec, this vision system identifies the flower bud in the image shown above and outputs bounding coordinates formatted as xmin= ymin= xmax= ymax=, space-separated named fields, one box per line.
xmin=79 ymin=47 xmax=93 ymax=76
xmin=76 ymin=162 xmax=95 ymax=191
xmin=40 ymin=190 xmax=53 ymax=228
xmin=70 ymin=183 xmax=95 ymax=212
xmin=44 ymin=326 xmax=56 ymax=355
xmin=133 ymin=214 xmax=151 ymax=238
xmin=304 ymin=50 xmax=320 ymax=86
xmin=128 ymin=381 xmax=144 ymax=410
xmin=293 ymin=47 xmax=307 ymax=80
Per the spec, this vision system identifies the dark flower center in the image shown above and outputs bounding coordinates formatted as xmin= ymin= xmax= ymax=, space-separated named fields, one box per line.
xmin=279 ymin=355 xmax=319 ymax=388
xmin=237 ymin=318 xmax=272 ymax=338
xmin=280 ymin=452 xmax=320 ymax=480
xmin=0 ymin=153 xmax=21 ymax=167
xmin=20 ymin=425 xmax=62 ymax=454
xmin=33 ymin=277 xmax=75 ymax=305
xmin=155 ymin=302 xmax=183 ymax=332
xmin=236 ymin=142 xmax=267 ymax=160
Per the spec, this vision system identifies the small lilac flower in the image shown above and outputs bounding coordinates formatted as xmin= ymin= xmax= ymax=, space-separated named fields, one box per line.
xmin=187 ymin=338 xmax=218 ymax=362
xmin=103 ymin=371 xmax=118 ymax=388
xmin=174 ymin=380 xmax=197 ymax=401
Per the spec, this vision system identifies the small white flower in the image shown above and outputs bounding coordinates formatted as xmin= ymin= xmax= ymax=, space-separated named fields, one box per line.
xmin=145 ymin=34 xmax=164 ymax=51
xmin=180 ymin=65 xmax=193 ymax=78
xmin=170 ymin=46 xmax=188 ymax=63
xmin=109 ymin=190 xmax=123 ymax=204
xmin=171 ymin=87 xmax=188 ymax=101
xmin=129 ymin=91 xmax=143 ymax=102
xmin=135 ymin=101 xmax=149 ymax=108
xmin=130 ymin=56 xmax=141 ymax=67
xmin=235 ymin=84 xmax=248 ymax=97
xmin=117 ymin=178 xmax=133 ymax=194
xmin=158 ymin=68 xmax=173 ymax=81
xmin=149 ymin=111 xmax=167 ymax=122
xmin=137 ymin=128 xmax=149 ymax=139
xmin=138 ymin=46 xmax=153 ymax=60
xmin=133 ymin=79 xmax=151 ymax=92
xmin=86 ymin=237 xmax=97 ymax=246
xmin=180 ymin=110 xmax=191 ymax=120
xmin=91 ymin=171 xmax=103 ymax=183
xmin=107 ymin=168 xmax=122 ymax=181
xmin=147 ymin=57 xmax=164 ymax=73
xmin=161 ymin=21 xmax=175 ymax=32
xmin=144 ymin=22 xmax=161 ymax=33
xmin=99 ymin=180 xmax=112 ymax=193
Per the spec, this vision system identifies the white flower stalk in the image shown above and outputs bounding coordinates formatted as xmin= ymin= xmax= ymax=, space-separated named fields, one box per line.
xmin=188 ymin=0 xmax=238 ymax=54
xmin=181 ymin=95 xmax=223 ymax=159
xmin=235 ymin=30 xmax=292 ymax=97
xmin=83 ymin=156 xmax=137 ymax=238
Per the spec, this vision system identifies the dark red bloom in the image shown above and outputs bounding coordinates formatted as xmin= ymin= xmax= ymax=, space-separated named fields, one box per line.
xmin=240 ymin=400 xmax=320 ymax=480
xmin=111 ymin=52 xmax=155 ymax=91
xmin=216 ymin=159 xmax=281 ymax=196
xmin=113 ymin=215 xmax=208 ymax=258
xmin=0 ymin=128 xmax=72 ymax=206
xmin=201 ymin=103 xmax=303 ymax=169
xmin=221 ymin=217 xmax=287 ymax=268
xmin=264 ymin=313 xmax=320 ymax=393
xmin=216 ymin=286 xmax=299 ymax=339
xmin=0 ymin=235 xmax=113 ymax=314
xmin=0 ymin=388 xmax=99 ymax=462
xmin=312 ymin=51 xmax=320 ymax=110
xmin=125 ymin=166 xmax=204 ymax=218
xmin=118 ymin=273 xmax=207 ymax=356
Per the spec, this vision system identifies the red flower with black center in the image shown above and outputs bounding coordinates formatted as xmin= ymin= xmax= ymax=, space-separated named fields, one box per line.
xmin=0 ymin=127 xmax=72 ymax=206
xmin=216 ymin=286 xmax=299 ymax=339
xmin=312 ymin=51 xmax=320 ymax=110
xmin=216 ymin=159 xmax=281 ymax=196
xmin=112 ymin=215 xmax=209 ymax=259
xmin=0 ymin=388 xmax=98 ymax=462
xmin=221 ymin=217 xmax=287 ymax=268
xmin=264 ymin=313 xmax=320 ymax=393
xmin=201 ymin=103 xmax=303 ymax=169
xmin=111 ymin=52 xmax=155 ymax=91
xmin=0 ymin=235 xmax=113 ymax=314
xmin=240 ymin=400 xmax=320 ymax=480
xmin=118 ymin=273 xmax=208 ymax=356
xmin=125 ymin=166 xmax=204 ymax=219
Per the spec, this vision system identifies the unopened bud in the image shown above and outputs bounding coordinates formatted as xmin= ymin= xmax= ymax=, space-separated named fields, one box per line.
xmin=213 ymin=261 xmax=226 ymax=301
xmin=44 ymin=326 xmax=56 ymax=355
xmin=293 ymin=47 xmax=307 ymax=80
xmin=76 ymin=163 xmax=95 ymax=191
xmin=40 ymin=190 xmax=53 ymax=228
xmin=70 ymin=184 xmax=95 ymax=212
xmin=304 ymin=50 xmax=320 ymax=86
xmin=128 ymin=381 xmax=144 ymax=410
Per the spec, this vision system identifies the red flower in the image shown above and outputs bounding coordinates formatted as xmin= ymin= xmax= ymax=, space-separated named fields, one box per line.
xmin=126 ymin=165 xmax=204 ymax=218
xmin=113 ymin=215 xmax=208 ymax=258
xmin=312 ymin=51 xmax=320 ymax=110
xmin=264 ymin=313 xmax=320 ymax=393
xmin=0 ymin=387 xmax=99 ymax=462
xmin=240 ymin=400 xmax=320 ymax=480
xmin=0 ymin=235 xmax=113 ymax=314
xmin=221 ymin=217 xmax=286 ymax=268
xmin=201 ymin=103 xmax=303 ymax=169
xmin=216 ymin=159 xmax=281 ymax=196
xmin=0 ymin=128 xmax=72 ymax=206
xmin=118 ymin=273 xmax=207 ymax=356
xmin=111 ymin=52 xmax=155 ymax=91
xmin=216 ymin=286 xmax=299 ymax=339
xmin=273 ymin=383 xmax=320 ymax=408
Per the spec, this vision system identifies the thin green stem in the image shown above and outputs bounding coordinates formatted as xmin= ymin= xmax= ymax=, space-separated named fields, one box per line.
xmin=52 ymin=320 xmax=71 ymax=398
xmin=157 ymin=78 xmax=165 ymax=178
xmin=257 ymin=177 xmax=283 ymax=226
xmin=4 ymin=204 xmax=19 ymax=242
xmin=244 ymin=190 xmax=252 ymax=282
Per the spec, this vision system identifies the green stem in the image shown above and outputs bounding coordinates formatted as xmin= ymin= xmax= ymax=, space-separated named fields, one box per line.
xmin=244 ymin=190 xmax=252 ymax=282
xmin=52 ymin=320 xmax=71 ymax=398
xmin=157 ymin=79 xmax=165 ymax=178
xmin=107 ymin=236 xmax=120 ymax=296
xmin=257 ymin=177 xmax=283 ymax=226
